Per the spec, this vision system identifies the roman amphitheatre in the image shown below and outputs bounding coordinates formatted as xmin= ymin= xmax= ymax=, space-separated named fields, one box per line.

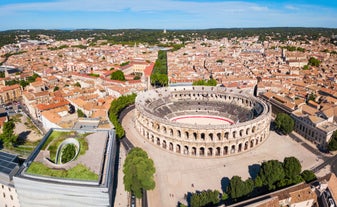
xmin=134 ymin=86 xmax=271 ymax=157
xmin=122 ymin=86 xmax=323 ymax=207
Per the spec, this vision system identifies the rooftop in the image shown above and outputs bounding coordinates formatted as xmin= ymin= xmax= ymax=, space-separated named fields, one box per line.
xmin=17 ymin=128 xmax=114 ymax=186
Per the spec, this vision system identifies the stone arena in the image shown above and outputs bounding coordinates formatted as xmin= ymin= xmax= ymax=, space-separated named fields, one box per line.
xmin=135 ymin=86 xmax=272 ymax=157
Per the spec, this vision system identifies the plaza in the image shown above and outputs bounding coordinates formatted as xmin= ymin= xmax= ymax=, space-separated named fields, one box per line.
xmin=123 ymin=109 xmax=327 ymax=207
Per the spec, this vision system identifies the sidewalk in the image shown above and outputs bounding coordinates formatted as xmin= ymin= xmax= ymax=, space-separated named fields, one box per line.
xmin=114 ymin=144 xmax=129 ymax=207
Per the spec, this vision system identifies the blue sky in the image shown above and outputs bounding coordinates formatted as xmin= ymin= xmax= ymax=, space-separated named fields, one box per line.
xmin=1 ymin=0 xmax=337 ymax=30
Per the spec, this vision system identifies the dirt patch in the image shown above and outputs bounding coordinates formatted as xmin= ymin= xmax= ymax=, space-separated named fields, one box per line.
xmin=13 ymin=114 xmax=43 ymax=143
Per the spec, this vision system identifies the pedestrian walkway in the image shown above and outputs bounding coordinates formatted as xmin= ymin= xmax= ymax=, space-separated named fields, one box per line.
xmin=114 ymin=144 xmax=129 ymax=207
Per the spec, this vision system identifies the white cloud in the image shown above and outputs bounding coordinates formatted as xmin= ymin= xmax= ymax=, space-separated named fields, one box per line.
xmin=285 ymin=5 xmax=298 ymax=10
xmin=0 ymin=0 xmax=270 ymax=13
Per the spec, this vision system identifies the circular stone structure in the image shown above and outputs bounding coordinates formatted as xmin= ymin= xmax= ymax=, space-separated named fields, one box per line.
xmin=135 ymin=86 xmax=271 ymax=158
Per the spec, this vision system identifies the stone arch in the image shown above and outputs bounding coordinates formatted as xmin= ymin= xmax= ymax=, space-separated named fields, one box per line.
xmin=256 ymin=139 xmax=259 ymax=145
xmin=252 ymin=126 xmax=256 ymax=133
xmin=223 ymin=146 xmax=228 ymax=155
xmin=156 ymin=137 xmax=160 ymax=146
xmin=193 ymin=132 xmax=197 ymax=140
xmin=231 ymin=145 xmax=236 ymax=154
xmin=244 ymin=141 xmax=249 ymax=150
xmin=224 ymin=132 xmax=229 ymax=139
xmin=207 ymin=148 xmax=213 ymax=156
xmin=151 ymin=135 xmax=154 ymax=143
xmin=209 ymin=133 xmax=213 ymax=141
xmin=162 ymin=126 xmax=167 ymax=134
xmin=184 ymin=146 xmax=189 ymax=155
xmin=246 ymin=128 xmax=250 ymax=135
xmin=169 ymin=128 xmax=173 ymax=136
xmin=176 ymin=144 xmax=181 ymax=153
xmin=200 ymin=133 xmax=205 ymax=140
xmin=217 ymin=133 xmax=221 ymax=141
xmin=169 ymin=142 xmax=173 ymax=151
xmin=216 ymin=147 xmax=221 ymax=156
xmin=238 ymin=143 xmax=242 ymax=152
xmin=232 ymin=131 xmax=237 ymax=139
xmin=239 ymin=129 xmax=243 ymax=137
xmin=185 ymin=131 xmax=189 ymax=139
xmin=162 ymin=140 xmax=167 ymax=149
xmin=200 ymin=147 xmax=205 ymax=156
xmin=250 ymin=139 xmax=254 ymax=148
xmin=192 ymin=147 xmax=197 ymax=156
xmin=177 ymin=130 xmax=181 ymax=138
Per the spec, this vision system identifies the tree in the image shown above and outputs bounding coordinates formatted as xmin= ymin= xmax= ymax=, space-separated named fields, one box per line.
xmin=77 ymin=109 xmax=86 ymax=118
xmin=328 ymin=130 xmax=337 ymax=151
xmin=274 ymin=113 xmax=294 ymax=135
xmin=190 ymin=190 xmax=220 ymax=207
xmin=308 ymin=57 xmax=321 ymax=67
xmin=123 ymin=147 xmax=156 ymax=198
xmin=74 ymin=82 xmax=81 ymax=87
xmin=258 ymin=160 xmax=285 ymax=190
xmin=192 ymin=79 xmax=217 ymax=86
xmin=53 ymin=86 xmax=60 ymax=92
xmin=0 ymin=120 xmax=17 ymax=147
xmin=228 ymin=176 xmax=254 ymax=199
xmin=307 ymin=92 xmax=316 ymax=102
xmin=110 ymin=70 xmax=126 ymax=81
xmin=283 ymin=157 xmax=302 ymax=182
xmin=301 ymin=170 xmax=316 ymax=183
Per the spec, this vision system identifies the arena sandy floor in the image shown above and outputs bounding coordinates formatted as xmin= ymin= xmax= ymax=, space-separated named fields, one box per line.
xmin=171 ymin=114 xmax=233 ymax=125
xmin=122 ymin=109 xmax=327 ymax=207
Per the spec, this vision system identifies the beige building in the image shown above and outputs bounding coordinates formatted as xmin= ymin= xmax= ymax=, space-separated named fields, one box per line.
xmin=0 ymin=85 xmax=22 ymax=104
xmin=291 ymin=109 xmax=337 ymax=150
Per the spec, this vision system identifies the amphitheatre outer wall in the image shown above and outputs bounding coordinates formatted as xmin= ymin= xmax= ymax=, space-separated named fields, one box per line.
xmin=135 ymin=86 xmax=272 ymax=158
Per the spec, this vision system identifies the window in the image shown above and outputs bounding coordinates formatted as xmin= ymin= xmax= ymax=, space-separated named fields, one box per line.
xmin=10 ymin=195 xmax=13 ymax=200
xmin=3 ymin=192 xmax=5 ymax=198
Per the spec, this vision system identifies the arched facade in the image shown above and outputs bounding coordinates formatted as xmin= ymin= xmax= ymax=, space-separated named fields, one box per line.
xmin=135 ymin=86 xmax=271 ymax=158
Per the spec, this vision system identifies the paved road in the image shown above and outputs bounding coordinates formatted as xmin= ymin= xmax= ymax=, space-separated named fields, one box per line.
xmin=118 ymin=104 xmax=148 ymax=207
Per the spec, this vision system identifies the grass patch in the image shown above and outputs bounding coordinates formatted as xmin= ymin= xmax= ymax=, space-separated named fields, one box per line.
xmin=42 ymin=131 xmax=90 ymax=162
xmin=26 ymin=162 xmax=98 ymax=181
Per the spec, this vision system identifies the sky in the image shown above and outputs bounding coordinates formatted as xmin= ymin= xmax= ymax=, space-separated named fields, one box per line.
xmin=0 ymin=0 xmax=337 ymax=30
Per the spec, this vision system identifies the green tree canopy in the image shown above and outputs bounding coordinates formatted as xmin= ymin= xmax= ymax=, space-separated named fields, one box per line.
xmin=258 ymin=160 xmax=285 ymax=190
xmin=150 ymin=73 xmax=168 ymax=87
xmin=308 ymin=57 xmax=321 ymax=67
xmin=192 ymin=78 xmax=217 ymax=86
xmin=0 ymin=120 xmax=17 ymax=147
xmin=123 ymin=147 xmax=156 ymax=198
xmin=74 ymin=82 xmax=81 ymax=87
xmin=328 ymin=130 xmax=337 ymax=151
xmin=53 ymin=86 xmax=60 ymax=92
xmin=190 ymin=190 xmax=220 ymax=207
xmin=283 ymin=157 xmax=302 ymax=183
xmin=77 ymin=109 xmax=86 ymax=118
xmin=228 ymin=176 xmax=254 ymax=199
xmin=300 ymin=170 xmax=316 ymax=183
xmin=110 ymin=70 xmax=126 ymax=81
xmin=275 ymin=113 xmax=294 ymax=135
